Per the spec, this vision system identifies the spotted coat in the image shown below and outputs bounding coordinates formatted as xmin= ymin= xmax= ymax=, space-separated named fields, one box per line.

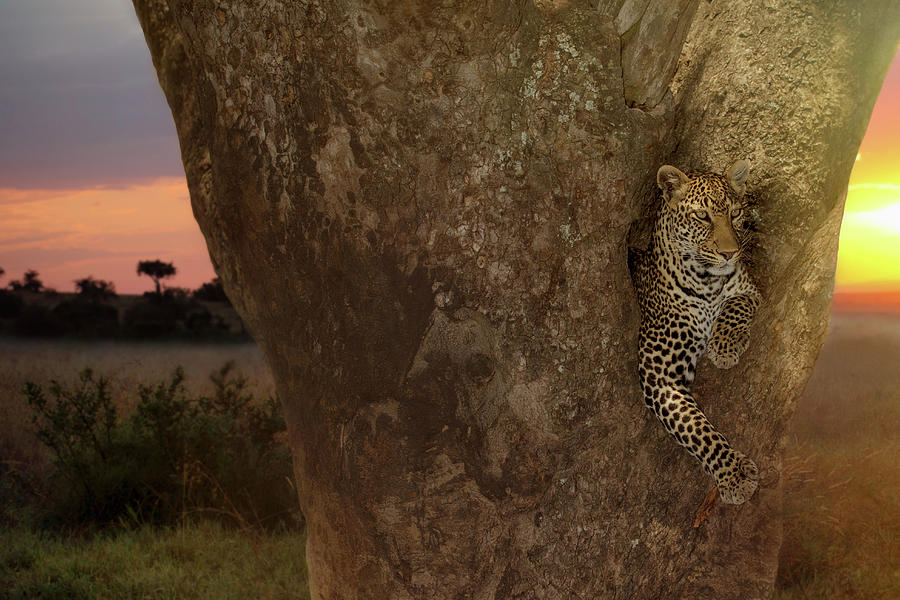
xmin=629 ymin=160 xmax=760 ymax=505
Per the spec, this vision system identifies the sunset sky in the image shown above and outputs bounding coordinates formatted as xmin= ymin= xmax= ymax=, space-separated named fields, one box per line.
xmin=0 ymin=2 xmax=897 ymax=295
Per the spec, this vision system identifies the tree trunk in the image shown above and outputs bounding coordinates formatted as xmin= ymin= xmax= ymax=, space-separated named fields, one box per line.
xmin=133 ymin=1 xmax=898 ymax=597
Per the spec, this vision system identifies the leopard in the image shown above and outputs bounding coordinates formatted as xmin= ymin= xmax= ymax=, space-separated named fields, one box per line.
xmin=628 ymin=159 xmax=760 ymax=505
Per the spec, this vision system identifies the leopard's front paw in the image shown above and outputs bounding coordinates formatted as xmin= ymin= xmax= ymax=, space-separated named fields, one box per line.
xmin=707 ymin=342 xmax=740 ymax=369
xmin=707 ymin=321 xmax=751 ymax=370
xmin=716 ymin=452 xmax=759 ymax=505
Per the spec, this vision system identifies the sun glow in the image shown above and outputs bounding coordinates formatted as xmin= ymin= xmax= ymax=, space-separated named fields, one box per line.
xmin=836 ymin=168 xmax=900 ymax=289
xmin=834 ymin=50 xmax=900 ymax=294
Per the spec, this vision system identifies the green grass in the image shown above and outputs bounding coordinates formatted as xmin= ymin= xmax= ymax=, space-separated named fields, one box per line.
xmin=0 ymin=522 xmax=308 ymax=600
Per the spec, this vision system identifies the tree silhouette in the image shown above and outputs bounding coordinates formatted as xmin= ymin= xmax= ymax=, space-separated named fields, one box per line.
xmin=193 ymin=277 xmax=230 ymax=304
xmin=9 ymin=270 xmax=43 ymax=293
xmin=74 ymin=276 xmax=117 ymax=302
xmin=137 ymin=260 xmax=176 ymax=296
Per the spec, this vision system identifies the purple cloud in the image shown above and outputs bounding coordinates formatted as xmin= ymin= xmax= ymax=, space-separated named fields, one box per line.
xmin=0 ymin=0 xmax=183 ymax=189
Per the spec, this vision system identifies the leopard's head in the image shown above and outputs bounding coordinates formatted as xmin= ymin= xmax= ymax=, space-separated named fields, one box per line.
xmin=656 ymin=160 xmax=750 ymax=274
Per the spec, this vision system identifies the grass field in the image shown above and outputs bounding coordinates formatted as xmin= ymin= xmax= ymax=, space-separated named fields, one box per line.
xmin=1 ymin=522 xmax=308 ymax=599
xmin=1 ymin=313 xmax=897 ymax=598
xmin=775 ymin=313 xmax=900 ymax=599
xmin=0 ymin=338 xmax=275 ymax=472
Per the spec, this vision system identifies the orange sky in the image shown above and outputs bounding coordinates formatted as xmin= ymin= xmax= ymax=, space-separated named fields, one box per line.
xmin=835 ymin=49 xmax=900 ymax=290
xmin=0 ymin=179 xmax=214 ymax=294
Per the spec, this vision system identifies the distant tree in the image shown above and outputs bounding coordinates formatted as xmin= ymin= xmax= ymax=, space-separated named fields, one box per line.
xmin=75 ymin=276 xmax=117 ymax=302
xmin=0 ymin=267 xmax=5 ymax=278
xmin=52 ymin=300 xmax=120 ymax=337
xmin=137 ymin=260 xmax=176 ymax=296
xmin=193 ymin=277 xmax=230 ymax=304
xmin=11 ymin=305 xmax=64 ymax=337
xmin=9 ymin=270 xmax=44 ymax=293
xmin=0 ymin=290 xmax=23 ymax=319
xmin=122 ymin=300 xmax=178 ymax=338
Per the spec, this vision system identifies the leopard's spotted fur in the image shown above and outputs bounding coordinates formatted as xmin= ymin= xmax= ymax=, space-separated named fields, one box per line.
xmin=629 ymin=160 xmax=760 ymax=505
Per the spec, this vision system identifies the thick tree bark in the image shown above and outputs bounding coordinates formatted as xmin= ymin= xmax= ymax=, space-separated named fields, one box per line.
xmin=133 ymin=1 xmax=897 ymax=597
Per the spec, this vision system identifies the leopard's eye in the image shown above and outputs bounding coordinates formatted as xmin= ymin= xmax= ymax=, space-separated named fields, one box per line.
xmin=692 ymin=209 xmax=710 ymax=221
xmin=730 ymin=206 xmax=743 ymax=218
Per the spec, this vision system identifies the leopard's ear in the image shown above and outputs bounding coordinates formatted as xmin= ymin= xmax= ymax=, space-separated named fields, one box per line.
xmin=657 ymin=165 xmax=691 ymax=208
xmin=726 ymin=159 xmax=750 ymax=196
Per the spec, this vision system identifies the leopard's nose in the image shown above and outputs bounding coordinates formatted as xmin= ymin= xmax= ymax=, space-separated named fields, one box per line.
xmin=719 ymin=250 xmax=737 ymax=260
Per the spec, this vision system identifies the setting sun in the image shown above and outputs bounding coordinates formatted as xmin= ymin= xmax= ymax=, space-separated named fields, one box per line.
xmin=837 ymin=182 xmax=900 ymax=287
xmin=835 ymin=51 xmax=900 ymax=294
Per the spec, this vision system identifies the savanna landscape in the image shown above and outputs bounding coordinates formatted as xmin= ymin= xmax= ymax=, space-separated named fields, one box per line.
xmin=0 ymin=323 xmax=309 ymax=599
xmin=1 ymin=1 xmax=898 ymax=598
xmin=1 ymin=302 xmax=897 ymax=599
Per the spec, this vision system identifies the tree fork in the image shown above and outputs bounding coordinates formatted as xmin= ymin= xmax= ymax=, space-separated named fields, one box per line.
xmin=133 ymin=1 xmax=898 ymax=597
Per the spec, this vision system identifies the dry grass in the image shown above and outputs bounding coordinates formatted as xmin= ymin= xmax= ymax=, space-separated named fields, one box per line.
xmin=776 ymin=313 xmax=900 ymax=599
xmin=0 ymin=338 xmax=275 ymax=468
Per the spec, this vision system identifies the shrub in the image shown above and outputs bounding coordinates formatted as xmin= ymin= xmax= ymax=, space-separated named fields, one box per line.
xmin=0 ymin=290 xmax=24 ymax=319
xmin=11 ymin=305 xmax=65 ymax=337
xmin=8 ymin=270 xmax=43 ymax=293
xmin=124 ymin=289 xmax=214 ymax=338
xmin=52 ymin=300 xmax=120 ymax=337
xmin=74 ymin=277 xmax=117 ymax=301
xmin=193 ymin=277 xmax=231 ymax=304
xmin=23 ymin=370 xmax=151 ymax=526
xmin=161 ymin=287 xmax=192 ymax=312
xmin=23 ymin=364 xmax=299 ymax=531
xmin=122 ymin=301 xmax=178 ymax=338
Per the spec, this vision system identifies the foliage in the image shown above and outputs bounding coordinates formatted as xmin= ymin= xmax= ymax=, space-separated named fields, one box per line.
xmin=23 ymin=370 xmax=142 ymax=526
xmin=0 ymin=523 xmax=309 ymax=600
xmin=8 ymin=270 xmax=43 ymax=293
xmin=161 ymin=286 xmax=191 ymax=307
xmin=11 ymin=305 xmax=65 ymax=337
xmin=183 ymin=305 xmax=232 ymax=338
xmin=136 ymin=260 xmax=176 ymax=295
xmin=124 ymin=289 xmax=230 ymax=339
xmin=122 ymin=300 xmax=179 ymax=338
xmin=74 ymin=276 xmax=117 ymax=301
xmin=193 ymin=277 xmax=231 ymax=304
xmin=51 ymin=300 xmax=120 ymax=337
xmin=22 ymin=364 xmax=300 ymax=531
xmin=0 ymin=290 xmax=24 ymax=319
xmin=2 ymin=282 xmax=237 ymax=340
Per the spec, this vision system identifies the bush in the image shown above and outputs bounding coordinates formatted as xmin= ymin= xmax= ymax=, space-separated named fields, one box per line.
xmin=161 ymin=287 xmax=192 ymax=312
xmin=193 ymin=278 xmax=231 ymax=304
xmin=52 ymin=300 xmax=120 ymax=337
xmin=11 ymin=305 xmax=65 ymax=337
xmin=23 ymin=364 xmax=299 ymax=531
xmin=23 ymin=370 xmax=151 ymax=527
xmin=8 ymin=269 xmax=43 ymax=293
xmin=183 ymin=306 xmax=230 ymax=339
xmin=74 ymin=276 xmax=117 ymax=301
xmin=0 ymin=290 xmax=24 ymax=319
xmin=122 ymin=301 xmax=178 ymax=338
xmin=125 ymin=290 xmax=212 ymax=338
